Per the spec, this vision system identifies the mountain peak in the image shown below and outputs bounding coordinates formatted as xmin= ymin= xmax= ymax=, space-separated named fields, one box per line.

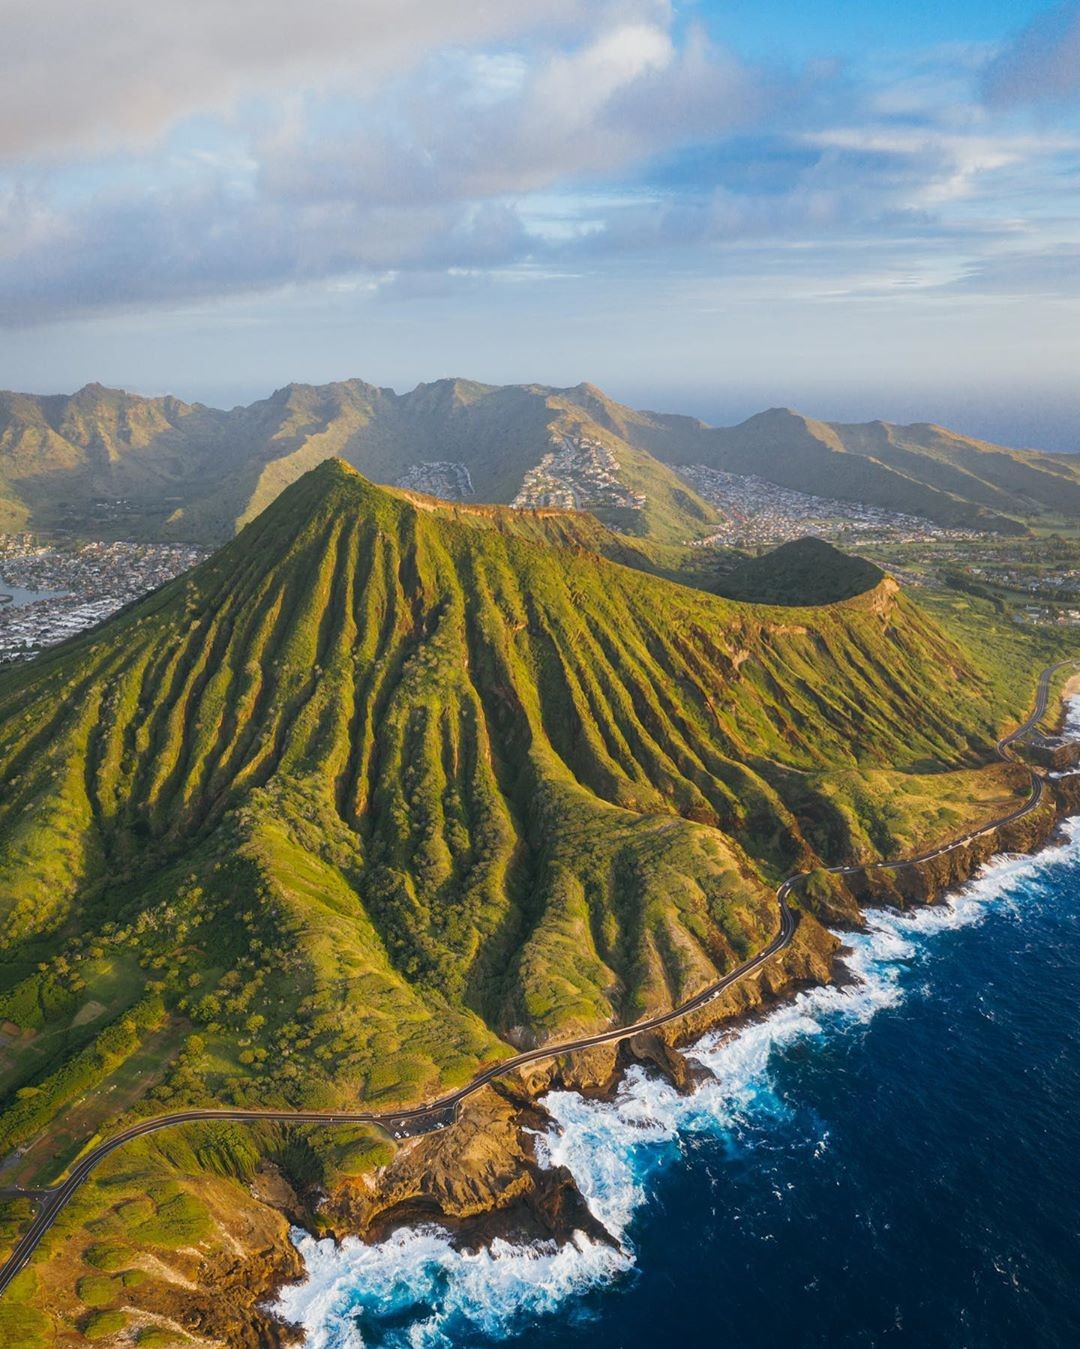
xmin=406 ymin=376 xmax=495 ymax=409
xmin=309 ymin=454 xmax=362 ymax=482
xmin=282 ymin=455 xmax=379 ymax=506
xmin=72 ymin=381 xmax=124 ymax=403
xmin=757 ymin=406 xmax=808 ymax=422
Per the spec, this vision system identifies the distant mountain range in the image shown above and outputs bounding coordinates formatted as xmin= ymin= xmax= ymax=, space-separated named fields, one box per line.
xmin=2 ymin=378 xmax=1078 ymax=541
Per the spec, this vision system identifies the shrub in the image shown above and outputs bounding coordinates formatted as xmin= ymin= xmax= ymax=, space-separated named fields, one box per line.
xmin=83 ymin=1308 xmax=129 ymax=1340
xmin=83 ymin=1242 xmax=130 ymax=1273
xmin=76 ymin=1273 xmax=119 ymax=1308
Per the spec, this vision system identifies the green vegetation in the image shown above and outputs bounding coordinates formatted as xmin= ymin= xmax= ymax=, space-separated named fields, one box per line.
xmin=0 ymin=1270 xmax=51 ymax=1344
xmin=0 ymin=994 xmax=164 ymax=1154
xmin=0 ymin=460 xmax=1024 ymax=1131
xmin=0 ymin=378 xmax=721 ymax=547
xmin=0 ymin=457 xmax=1069 ymax=1342
xmin=76 ymin=1273 xmax=120 ymax=1308
xmin=0 ymin=460 xmax=1044 ymax=1112
xmin=82 ymin=1308 xmax=128 ymax=1339
xmin=83 ymin=1242 xmax=129 ymax=1273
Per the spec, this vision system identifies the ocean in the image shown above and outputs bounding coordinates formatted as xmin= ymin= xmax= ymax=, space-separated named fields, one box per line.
xmin=274 ymin=819 xmax=1080 ymax=1348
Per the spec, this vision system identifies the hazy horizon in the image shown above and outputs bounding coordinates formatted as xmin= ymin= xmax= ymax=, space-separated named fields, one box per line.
xmin=4 ymin=0 xmax=1080 ymax=450
xmin=7 ymin=367 xmax=1077 ymax=455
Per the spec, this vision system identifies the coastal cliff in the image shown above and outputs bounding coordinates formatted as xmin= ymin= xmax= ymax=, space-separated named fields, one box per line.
xmin=288 ymin=773 xmax=1080 ymax=1307
xmin=318 ymin=910 xmax=839 ymax=1251
xmin=20 ymin=777 xmax=1076 ymax=1349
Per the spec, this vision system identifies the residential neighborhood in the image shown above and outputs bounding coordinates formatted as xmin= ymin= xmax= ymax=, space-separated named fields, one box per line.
xmin=678 ymin=465 xmax=980 ymax=547
xmin=0 ymin=536 xmax=206 ymax=663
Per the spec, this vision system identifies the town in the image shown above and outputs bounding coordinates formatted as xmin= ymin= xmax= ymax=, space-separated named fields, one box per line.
xmin=395 ymin=461 xmax=477 ymax=500
xmin=678 ymin=464 xmax=981 ymax=548
xmin=513 ymin=435 xmax=647 ymax=512
xmin=0 ymin=536 xmax=207 ymax=663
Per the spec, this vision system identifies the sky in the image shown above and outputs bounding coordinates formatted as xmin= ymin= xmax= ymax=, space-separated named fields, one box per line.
xmin=3 ymin=0 xmax=1080 ymax=447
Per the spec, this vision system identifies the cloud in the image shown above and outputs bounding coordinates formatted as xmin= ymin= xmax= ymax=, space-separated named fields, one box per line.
xmin=0 ymin=0 xmax=586 ymax=161
xmin=0 ymin=11 xmax=772 ymax=323
xmin=259 ymin=19 xmax=760 ymax=207
xmin=982 ymin=3 xmax=1080 ymax=106
xmin=947 ymin=245 xmax=1080 ymax=296
xmin=3 ymin=5 xmax=1079 ymax=328
xmin=0 ymin=182 xmax=536 ymax=324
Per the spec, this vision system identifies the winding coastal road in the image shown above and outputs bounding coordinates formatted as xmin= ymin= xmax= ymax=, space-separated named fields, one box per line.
xmin=0 ymin=658 xmax=1075 ymax=1298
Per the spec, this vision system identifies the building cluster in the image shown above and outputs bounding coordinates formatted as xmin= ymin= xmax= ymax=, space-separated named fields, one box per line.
xmin=0 ymin=536 xmax=207 ymax=663
xmin=513 ymin=436 xmax=646 ymax=513
xmin=678 ymin=466 xmax=976 ymax=548
xmin=396 ymin=461 xmax=476 ymax=500
xmin=969 ymin=565 xmax=1080 ymax=599
xmin=1012 ymin=606 xmax=1080 ymax=627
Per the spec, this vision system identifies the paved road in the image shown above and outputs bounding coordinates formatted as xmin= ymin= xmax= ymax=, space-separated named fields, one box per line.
xmin=0 ymin=658 xmax=1074 ymax=1298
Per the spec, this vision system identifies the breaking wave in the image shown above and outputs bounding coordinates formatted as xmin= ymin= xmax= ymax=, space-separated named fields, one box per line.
xmin=273 ymin=819 xmax=1080 ymax=1348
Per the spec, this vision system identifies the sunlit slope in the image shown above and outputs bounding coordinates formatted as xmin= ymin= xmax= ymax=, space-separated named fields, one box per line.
xmin=0 ymin=462 xmax=1007 ymax=1127
xmin=529 ymin=387 xmax=1080 ymax=532
xmin=167 ymin=379 xmax=722 ymax=546
xmin=645 ymin=407 xmax=1078 ymax=534
xmin=0 ymin=379 xmax=720 ymax=544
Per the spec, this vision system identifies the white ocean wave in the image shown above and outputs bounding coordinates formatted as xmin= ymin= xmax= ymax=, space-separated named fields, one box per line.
xmin=275 ymin=1225 xmax=630 ymax=1349
xmin=273 ymin=819 xmax=1080 ymax=1347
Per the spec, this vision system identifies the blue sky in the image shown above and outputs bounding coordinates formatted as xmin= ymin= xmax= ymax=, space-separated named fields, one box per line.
xmin=705 ymin=0 xmax=1049 ymax=58
xmin=3 ymin=0 xmax=1080 ymax=446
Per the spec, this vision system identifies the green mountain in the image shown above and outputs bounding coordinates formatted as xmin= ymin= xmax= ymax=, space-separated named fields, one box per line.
xmin=0 ymin=461 xmax=1047 ymax=1340
xmin=550 ymin=390 xmax=1080 ymax=533
xmin=0 ymin=460 xmax=1013 ymax=1113
xmin=3 ymin=378 xmax=1077 ymax=543
xmin=0 ymin=380 xmax=720 ymax=546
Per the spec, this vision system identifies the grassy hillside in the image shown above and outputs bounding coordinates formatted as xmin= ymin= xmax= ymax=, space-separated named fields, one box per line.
xmin=0 ymin=460 xmax=1015 ymax=1099
xmin=645 ymin=407 xmax=1077 ymax=534
xmin=0 ymin=380 xmax=721 ymax=547
xmin=0 ymin=383 xmax=229 ymax=534
xmin=522 ymin=386 xmax=1080 ymax=532
xmin=0 ymin=460 xmax=1054 ymax=1340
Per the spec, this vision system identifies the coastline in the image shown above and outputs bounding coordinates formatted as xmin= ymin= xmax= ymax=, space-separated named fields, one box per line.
xmin=265 ymin=765 xmax=1080 ymax=1343
xmin=3 ymin=672 xmax=1077 ymax=1345
xmin=271 ymin=799 xmax=1080 ymax=1346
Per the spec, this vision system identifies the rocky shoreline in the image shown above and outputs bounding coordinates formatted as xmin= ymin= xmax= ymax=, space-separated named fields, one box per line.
xmin=196 ymin=772 xmax=1080 ymax=1346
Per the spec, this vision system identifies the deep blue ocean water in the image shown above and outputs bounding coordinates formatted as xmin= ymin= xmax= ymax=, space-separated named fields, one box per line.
xmin=276 ymin=821 xmax=1080 ymax=1348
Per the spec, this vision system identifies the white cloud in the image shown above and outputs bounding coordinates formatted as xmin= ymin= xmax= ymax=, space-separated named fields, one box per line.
xmin=3 ymin=4 xmax=1080 ymax=331
xmin=530 ymin=21 xmax=675 ymax=126
xmin=258 ymin=19 xmax=758 ymax=209
xmin=804 ymin=126 xmax=1080 ymax=205
xmin=0 ymin=0 xmax=586 ymax=161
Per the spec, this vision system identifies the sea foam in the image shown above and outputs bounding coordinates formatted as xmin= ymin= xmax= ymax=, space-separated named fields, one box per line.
xmin=272 ymin=817 xmax=1080 ymax=1347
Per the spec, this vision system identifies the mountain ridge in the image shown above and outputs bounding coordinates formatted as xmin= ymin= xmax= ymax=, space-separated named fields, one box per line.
xmin=1 ymin=378 xmax=1076 ymax=543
